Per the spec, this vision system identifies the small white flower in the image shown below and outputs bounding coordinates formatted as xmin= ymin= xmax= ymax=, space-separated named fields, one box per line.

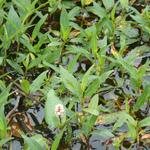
xmin=55 ymin=104 xmax=64 ymax=117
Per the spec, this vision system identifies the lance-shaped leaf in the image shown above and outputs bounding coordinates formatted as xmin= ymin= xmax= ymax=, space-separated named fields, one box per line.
xmin=83 ymin=94 xmax=99 ymax=116
xmin=30 ymin=70 xmax=48 ymax=93
xmin=133 ymin=85 xmax=150 ymax=111
xmin=60 ymin=66 xmax=82 ymax=98
xmin=45 ymin=89 xmax=66 ymax=128
xmin=139 ymin=117 xmax=150 ymax=127
xmin=6 ymin=6 xmax=24 ymax=39
xmin=60 ymin=8 xmax=71 ymax=41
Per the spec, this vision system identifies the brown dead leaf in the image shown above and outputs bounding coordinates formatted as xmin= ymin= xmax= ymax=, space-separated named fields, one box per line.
xmin=70 ymin=30 xmax=80 ymax=37
xmin=95 ymin=116 xmax=105 ymax=125
xmin=141 ymin=134 xmax=150 ymax=140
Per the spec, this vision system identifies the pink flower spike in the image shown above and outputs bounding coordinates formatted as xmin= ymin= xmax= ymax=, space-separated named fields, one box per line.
xmin=55 ymin=104 xmax=64 ymax=117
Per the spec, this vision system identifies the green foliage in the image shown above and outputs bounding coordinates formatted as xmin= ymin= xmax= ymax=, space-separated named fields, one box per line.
xmin=22 ymin=134 xmax=48 ymax=150
xmin=0 ymin=105 xmax=7 ymax=139
xmin=60 ymin=66 xmax=82 ymax=98
xmin=0 ymin=0 xmax=149 ymax=149
xmin=60 ymin=8 xmax=71 ymax=42
xmin=45 ymin=89 xmax=66 ymax=128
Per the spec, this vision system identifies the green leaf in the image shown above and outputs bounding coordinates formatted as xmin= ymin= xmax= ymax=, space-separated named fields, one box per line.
xmin=30 ymin=70 xmax=48 ymax=93
xmin=139 ymin=117 xmax=150 ymax=127
xmin=85 ymin=70 xmax=112 ymax=97
xmin=112 ymin=54 xmax=138 ymax=81
xmin=68 ymin=6 xmax=80 ymax=20
xmin=81 ymin=64 xmax=94 ymax=92
xmin=114 ymin=111 xmax=136 ymax=127
xmin=0 ymin=138 xmax=12 ymax=147
xmin=20 ymin=34 xmax=35 ymax=53
xmin=88 ymin=2 xmax=107 ymax=18
xmin=60 ymin=66 xmax=81 ymax=98
xmin=67 ymin=54 xmax=80 ymax=73
xmin=113 ymin=117 xmax=124 ymax=130
xmin=51 ymin=129 xmax=65 ymax=150
xmin=120 ymin=0 xmax=129 ymax=9
xmin=60 ymin=8 xmax=71 ymax=41
xmin=32 ymin=14 xmax=48 ymax=40
xmin=89 ymin=94 xmax=99 ymax=109
xmin=92 ymin=129 xmax=114 ymax=139
xmin=12 ymin=0 xmax=33 ymax=19
xmin=81 ymin=0 xmax=93 ymax=6
xmin=81 ymin=115 xmax=97 ymax=136
xmin=0 ymin=57 xmax=3 ymax=65
xmin=0 ymin=82 xmax=11 ymax=106
xmin=66 ymin=45 xmax=91 ymax=59
xmin=44 ymin=89 xmax=66 ymax=128
xmin=102 ymin=0 xmax=114 ymax=10
xmin=22 ymin=134 xmax=44 ymax=150
xmin=85 ymin=78 xmax=100 ymax=97
xmin=0 ymin=105 xmax=7 ymax=138
xmin=83 ymin=108 xmax=99 ymax=116
xmin=99 ymin=70 xmax=113 ymax=85
xmin=127 ymin=122 xmax=137 ymax=140
xmin=7 ymin=59 xmax=24 ymax=74
xmin=6 ymin=6 xmax=23 ymax=38
xmin=20 ymin=79 xmax=30 ymax=94
xmin=133 ymin=85 xmax=150 ymax=111
xmin=91 ymin=25 xmax=98 ymax=55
